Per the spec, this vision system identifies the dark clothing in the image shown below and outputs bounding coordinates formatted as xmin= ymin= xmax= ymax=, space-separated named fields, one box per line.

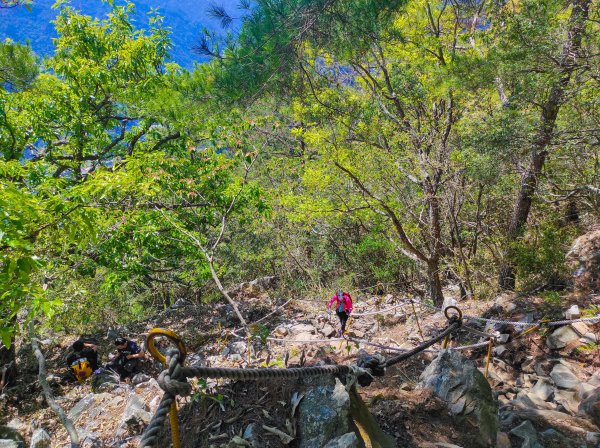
xmin=336 ymin=310 xmax=350 ymax=333
xmin=106 ymin=358 xmax=140 ymax=380
xmin=107 ymin=340 xmax=142 ymax=380
xmin=117 ymin=341 xmax=141 ymax=358
xmin=66 ymin=347 xmax=99 ymax=371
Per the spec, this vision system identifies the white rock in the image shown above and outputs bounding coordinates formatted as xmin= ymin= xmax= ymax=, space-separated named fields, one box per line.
xmin=229 ymin=341 xmax=247 ymax=354
xmin=0 ymin=441 xmax=19 ymax=448
xmin=30 ymin=428 xmax=51 ymax=448
xmin=442 ymin=297 xmax=457 ymax=312
xmin=289 ymin=323 xmax=316 ymax=335
xmin=546 ymin=326 xmax=579 ymax=349
xmin=589 ymin=371 xmax=600 ymax=387
xmin=530 ymin=378 xmax=553 ymax=401
xmin=580 ymin=333 xmax=597 ymax=344
xmin=576 ymin=383 xmax=597 ymax=400
xmin=565 ymin=305 xmax=581 ymax=320
xmin=550 ymin=364 xmax=580 ymax=390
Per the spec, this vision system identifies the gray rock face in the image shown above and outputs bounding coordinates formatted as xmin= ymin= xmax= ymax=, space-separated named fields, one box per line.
xmin=297 ymin=376 xmax=352 ymax=448
xmin=290 ymin=323 xmax=316 ymax=335
xmin=118 ymin=394 xmax=152 ymax=435
xmin=546 ymin=326 xmax=579 ymax=349
xmin=0 ymin=441 xmax=20 ymax=448
xmin=579 ymin=387 xmax=600 ymax=429
xmin=91 ymin=370 xmax=119 ymax=392
xmin=418 ymin=349 xmax=498 ymax=447
xmin=550 ymin=364 xmax=580 ymax=390
xmin=539 ymin=428 xmax=577 ymax=448
xmin=509 ymin=420 xmax=543 ymax=448
xmin=68 ymin=394 xmax=97 ymax=420
xmin=319 ymin=324 xmax=336 ymax=338
xmin=29 ymin=429 xmax=50 ymax=448
xmin=131 ymin=373 xmax=152 ymax=386
xmin=530 ymin=378 xmax=553 ymax=401
xmin=78 ymin=429 xmax=102 ymax=448
xmin=322 ymin=432 xmax=359 ymax=448
xmin=0 ymin=427 xmax=23 ymax=445
xmin=566 ymin=229 xmax=600 ymax=294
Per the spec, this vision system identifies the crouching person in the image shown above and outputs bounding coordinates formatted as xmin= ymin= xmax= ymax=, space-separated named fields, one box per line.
xmin=106 ymin=337 xmax=145 ymax=381
xmin=66 ymin=339 xmax=99 ymax=383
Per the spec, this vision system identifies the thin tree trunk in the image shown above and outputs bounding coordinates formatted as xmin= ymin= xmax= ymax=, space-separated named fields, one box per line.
xmin=0 ymin=343 xmax=16 ymax=393
xmin=30 ymin=322 xmax=80 ymax=447
xmin=498 ymin=0 xmax=591 ymax=290
xmin=206 ymin=257 xmax=248 ymax=329
xmin=426 ymin=259 xmax=444 ymax=306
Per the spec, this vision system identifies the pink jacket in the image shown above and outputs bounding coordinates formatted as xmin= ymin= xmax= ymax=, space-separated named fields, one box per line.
xmin=328 ymin=293 xmax=353 ymax=313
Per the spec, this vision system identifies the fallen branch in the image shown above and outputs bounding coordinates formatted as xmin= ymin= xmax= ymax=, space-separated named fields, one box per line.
xmin=29 ymin=322 xmax=80 ymax=447
xmin=512 ymin=402 xmax=599 ymax=440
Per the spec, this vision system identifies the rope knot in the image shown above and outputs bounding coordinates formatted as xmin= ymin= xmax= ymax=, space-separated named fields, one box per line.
xmin=447 ymin=315 xmax=462 ymax=327
xmin=355 ymin=353 xmax=386 ymax=387
xmin=157 ymin=350 xmax=192 ymax=397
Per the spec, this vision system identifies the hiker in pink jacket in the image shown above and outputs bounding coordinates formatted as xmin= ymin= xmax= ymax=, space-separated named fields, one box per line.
xmin=327 ymin=290 xmax=353 ymax=335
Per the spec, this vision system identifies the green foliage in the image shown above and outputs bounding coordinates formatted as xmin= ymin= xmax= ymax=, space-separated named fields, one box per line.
xmin=541 ymin=291 xmax=562 ymax=306
xmin=2 ymin=0 xmax=599 ymax=348
xmin=0 ymin=40 xmax=38 ymax=89
xmin=511 ymin=221 xmax=575 ymax=288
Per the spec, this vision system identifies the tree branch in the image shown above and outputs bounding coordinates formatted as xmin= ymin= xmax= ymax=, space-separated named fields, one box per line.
xmin=30 ymin=322 xmax=79 ymax=448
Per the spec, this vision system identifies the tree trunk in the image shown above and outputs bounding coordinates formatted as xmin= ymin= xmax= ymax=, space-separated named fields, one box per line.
xmin=426 ymin=260 xmax=444 ymax=306
xmin=0 ymin=342 xmax=17 ymax=392
xmin=498 ymin=0 xmax=591 ymax=290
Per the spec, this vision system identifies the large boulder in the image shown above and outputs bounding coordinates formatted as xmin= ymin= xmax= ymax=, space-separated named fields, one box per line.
xmin=0 ymin=428 xmax=23 ymax=446
xmin=29 ymin=429 xmax=50 ymax=448
xmin=0 ymin=442 xmax=20 ymax=448
xmin=509 ymin=420 xmax=543 ymax=448
xmin=118 ymin=393 xmax=152 ymax=436
xmin=579 ymin=387 xmax=600 ymax=429
xmin=418 ymin=350 xmax=498 ymax=447
xmin=550 ymin=364 xmax=580 ymax=390
xmin=322 ymin=432 xmax=359 ymax=448
xmin=566 ymin=229 xmax=600 ymax=294
xmin=546 ymin=326 xmax=579 ymax=350
xmin=297 ymin=376 xmax=353 ymax=448
xmin=0 ymin=427 xmax=23 ymax=448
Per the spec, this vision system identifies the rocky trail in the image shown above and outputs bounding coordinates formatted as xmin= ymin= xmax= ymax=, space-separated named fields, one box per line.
xmin=1 ymin=286 xmax=599 ymax=448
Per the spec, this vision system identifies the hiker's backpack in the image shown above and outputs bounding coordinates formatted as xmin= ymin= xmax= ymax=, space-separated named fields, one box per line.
xmin=70 ymin=358 xmax=93 ymax=382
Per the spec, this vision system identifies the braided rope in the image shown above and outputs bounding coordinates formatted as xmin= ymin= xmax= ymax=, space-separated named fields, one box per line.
xmin=351 ymin=303 xmax=408 ymax=317
xmin=184 ymin=364 xmax=350 ymax=380
xmin=384 ymin=320 xmax=461 ymax=368
xmin=349 ymin=337 xmax=490 ymax=353
xmin=139 ymin=351 xmax=184 ymax=448
xmin=139 ymin=319 xmax=463 ymax=448
xmin=412 ymin=299 xmax=600 ymax=327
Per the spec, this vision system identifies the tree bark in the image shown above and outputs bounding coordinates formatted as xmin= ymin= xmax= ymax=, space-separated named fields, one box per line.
xmin=426 ymin=259 xmax=444 ymax=306
xmin=30 ymin=322 xmax=80 ymax=447
xmin=0 ymin=343 xmax=16 ymax=393
xmin=498 ymin=0 xmax=591 ymax=290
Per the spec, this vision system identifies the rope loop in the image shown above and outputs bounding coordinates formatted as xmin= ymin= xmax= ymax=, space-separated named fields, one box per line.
xmin=156 ymin=350 xmax=192 ymax=397
xmin=356 ymin=353 xmax=386 ymax=387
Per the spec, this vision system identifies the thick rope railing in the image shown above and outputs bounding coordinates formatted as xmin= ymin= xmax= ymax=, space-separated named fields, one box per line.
xmin=139 ymin=297 xmax=600 ymax=447
xmin=139 ymin=312 xmax=463 ymax=448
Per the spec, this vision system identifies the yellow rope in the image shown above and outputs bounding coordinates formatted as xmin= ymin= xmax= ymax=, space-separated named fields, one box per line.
xmin=515 ymin=320 xmax=548 ymax=339
xmin=442 ymin=306 xmax=463 ymax=349
xmin=484 ymin=337 xmax=493 ymax=379
xmin=146 ymin=328 xmax=187 ymax=448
